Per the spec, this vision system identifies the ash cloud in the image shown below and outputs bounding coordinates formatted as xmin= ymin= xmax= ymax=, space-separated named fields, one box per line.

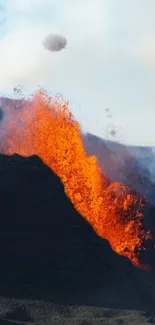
xmin=43 ymin=33 xmax=67 ymax=52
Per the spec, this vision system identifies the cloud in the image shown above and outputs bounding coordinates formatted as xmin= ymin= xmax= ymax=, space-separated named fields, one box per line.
xmin=0 ymin=0 xmax=109 ymax=96
xmin=1 ymin=0 xmax=155 ymax=145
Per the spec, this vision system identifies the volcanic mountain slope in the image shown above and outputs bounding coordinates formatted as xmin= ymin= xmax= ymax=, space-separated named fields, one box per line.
xmin=84 ymin=133 xmax=155 ymax=203
xmin=0 ymin=154 xmax=155 ymax=324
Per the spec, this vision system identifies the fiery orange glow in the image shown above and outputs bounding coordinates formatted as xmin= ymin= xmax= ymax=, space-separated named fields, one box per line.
xmin=0 ymin=91 xmax=151 ymax=267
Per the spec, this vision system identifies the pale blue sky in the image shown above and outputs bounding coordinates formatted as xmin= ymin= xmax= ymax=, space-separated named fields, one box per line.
xmin=0 ymin=0 xmax=155 ymax=146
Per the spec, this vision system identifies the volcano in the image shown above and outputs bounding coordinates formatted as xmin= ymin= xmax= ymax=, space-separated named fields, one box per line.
xmin=0 ymin=153 xmax=155 ymax=324
xmin=0 ymin=93 xmax=155 ymax=324
xmin=0 ymin=92 xmax=153 ymax=267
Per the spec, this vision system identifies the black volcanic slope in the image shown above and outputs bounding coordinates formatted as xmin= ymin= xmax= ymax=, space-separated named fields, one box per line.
xmin=0 ymin=154 xmax=121 ymax=296
xmin=0 ymin=153 xmax=155 ymax=316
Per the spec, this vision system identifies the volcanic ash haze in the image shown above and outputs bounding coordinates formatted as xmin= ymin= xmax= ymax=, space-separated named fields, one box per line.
xmin=0 ymin=91 xmax=151 ymax=268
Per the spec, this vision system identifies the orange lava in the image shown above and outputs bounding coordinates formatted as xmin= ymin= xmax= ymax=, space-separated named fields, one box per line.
xmin=0 ymin=91 xmax=151 ymax=267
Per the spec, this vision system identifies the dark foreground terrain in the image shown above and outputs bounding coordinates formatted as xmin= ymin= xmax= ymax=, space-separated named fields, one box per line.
xmin=0 ymin=154 xmax=155 ymax=324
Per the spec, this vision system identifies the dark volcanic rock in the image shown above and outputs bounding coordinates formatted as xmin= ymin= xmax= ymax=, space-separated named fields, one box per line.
xmin=0 ymin=154 xmax=122 ymax=297
xmin=0 ymin=153 xmax=155 ymax=312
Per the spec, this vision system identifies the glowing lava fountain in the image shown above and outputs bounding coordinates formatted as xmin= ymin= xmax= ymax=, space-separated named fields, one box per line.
xmin=0 ymin=91 xmax=151 ymax=267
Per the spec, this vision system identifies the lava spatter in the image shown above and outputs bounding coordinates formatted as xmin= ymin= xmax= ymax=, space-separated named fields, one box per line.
xmin=0 ymin=91 xmax=151 ymax=267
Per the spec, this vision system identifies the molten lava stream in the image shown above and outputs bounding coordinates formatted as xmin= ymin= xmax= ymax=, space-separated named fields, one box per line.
xmin=0 ymin=91 xmax=151 ymax=268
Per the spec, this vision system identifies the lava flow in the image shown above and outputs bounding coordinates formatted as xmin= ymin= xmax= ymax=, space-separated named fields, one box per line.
xmin=0 ymin=91 xmax=151 ymax=267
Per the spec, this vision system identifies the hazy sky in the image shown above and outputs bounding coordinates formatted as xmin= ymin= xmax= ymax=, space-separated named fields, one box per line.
xmin=0 ymin=0 xmax=155 ymax=146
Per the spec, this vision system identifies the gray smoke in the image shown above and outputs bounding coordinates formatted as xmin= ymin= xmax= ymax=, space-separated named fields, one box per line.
xmin=138 ymin=148 xmax=155 ymax=184
xmin=43 ymin=33 xmax=67 ymax=52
